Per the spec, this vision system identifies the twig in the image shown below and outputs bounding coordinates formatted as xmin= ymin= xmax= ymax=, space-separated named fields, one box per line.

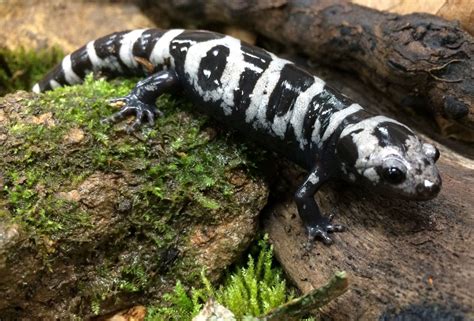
xmin=260 ymin=271 xmax=349 ymax=321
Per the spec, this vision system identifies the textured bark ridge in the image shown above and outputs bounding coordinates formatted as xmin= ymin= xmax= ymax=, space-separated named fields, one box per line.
xmin=150 ymin=0 xmax=474 ymax=142
xmin=264 ymin=60 xmax=472 ymax=319
xmin=262 ymin=59 xmax=473 ymax=319
xmin=263 ymin=156 xmax=472 ymax=320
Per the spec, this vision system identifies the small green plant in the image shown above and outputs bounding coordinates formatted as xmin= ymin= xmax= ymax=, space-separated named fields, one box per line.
xmin=118 ymin=263 xmax=149 ymax=293
xmin=148 ymin=280 xmax=207 ymax=320
xmin=0 ymin=46 xmax=64 ymax=95
xmin=146 ymin=235 xmax=292 ymax=320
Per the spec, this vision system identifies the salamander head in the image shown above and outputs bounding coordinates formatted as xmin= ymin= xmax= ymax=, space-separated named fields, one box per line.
xmin=336 ymin=117 xmax=441 ymax=200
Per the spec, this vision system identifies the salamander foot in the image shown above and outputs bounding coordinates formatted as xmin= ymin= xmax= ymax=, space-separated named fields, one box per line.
xmin=306 ymin=215 xmax=345 ymax=245
xmin=102 ymin=95 xmax=163 ymax=133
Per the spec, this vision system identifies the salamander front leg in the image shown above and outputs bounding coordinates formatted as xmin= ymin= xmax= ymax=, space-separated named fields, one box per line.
xmin=103 ymin=69 xmax=179 ymax=133
xmin=294 ymin=169 xmax=345 ymax=245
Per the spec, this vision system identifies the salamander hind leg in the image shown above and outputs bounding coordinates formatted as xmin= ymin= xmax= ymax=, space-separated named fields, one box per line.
xmin=103 ymin=69 xmax=180 ymax=133
xmin=294 ymin=169 xmax=345 ymax=245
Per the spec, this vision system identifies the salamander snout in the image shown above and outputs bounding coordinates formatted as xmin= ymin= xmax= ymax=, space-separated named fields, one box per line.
xmin=410 ymin=142 xmax=442 ymax=200
xmin=414 ymin=175 xmax=442 ymax=200
xmin=374 ymin=152 xmax=442 ymax=201
xmin=335 ymin=118 xmax=443 ymax=201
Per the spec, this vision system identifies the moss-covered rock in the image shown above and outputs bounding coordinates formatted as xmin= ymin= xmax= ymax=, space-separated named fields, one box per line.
xmin=0 ymin=77 xmax=268 ymax=319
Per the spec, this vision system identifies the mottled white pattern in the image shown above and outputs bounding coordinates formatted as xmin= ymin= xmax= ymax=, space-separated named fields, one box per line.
xmin=184 ymin=36 xmax=247 ymax=115
xmin=340 ymin=116 xmax=409 ymax=139
xmin=355 ymin=137 xmax=402 ymax=170
xmin=404 ymin=135 xmax=426 ymax=181
xmin=150 ymin=29 xmax=184 ymax=67
xmin=341 ymin=116 xmax=407 ymax=180
xmin=363 ymin=168 xmax=380 ymax=183
xmin=290 ymin=77 xmax=325 ymax=148
xmin=282 ymin=80 xmax=293 ymax=90
xmin=246 ymin=53 xmax=289 ymax=128
xmin=62 ymin=54 xmax=82 ymax=85
xmin=319 ymin=103 xmax=363 ymax=144
xmin=119 ymin=29 xmax=146 ymax=68
xmin=310 ymin=119 xmax=322 ymax=145
xmin=422 ymin=143 xmax=437 ymax=159
xmin=32 ymin=29 xmax=442 ymax=202
xmin=336 ymin=115 xmax=441 ymax=198
xmin=308 ymin=172 xmax=319 ymax=184
xmin=378 ymin=127 xmax=388 ymax=136
xmin=271 ymin=113 xmax=291 ymax=138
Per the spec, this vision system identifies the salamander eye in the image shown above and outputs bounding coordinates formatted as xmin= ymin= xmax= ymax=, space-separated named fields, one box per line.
xmin=433 ymin=147 xmax=440 ymax=162
xmin=423 ymin=143 xmax=440 ymax=162
xmin=382 ymin=167 xmax=406 ymax=184
xmin=381 ymin=158 xmax=407 ymax=185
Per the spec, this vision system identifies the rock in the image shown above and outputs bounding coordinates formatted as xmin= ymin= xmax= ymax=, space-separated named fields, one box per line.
xmin=0 ymin=0 xmax=163 ymax=52
xmin=0 ymin=79 xmax=268 ymax=319
xmin=105 ymin=305 xmax=147 ymax=321
xmin=192 ymin=299 xmax=236 ymax=321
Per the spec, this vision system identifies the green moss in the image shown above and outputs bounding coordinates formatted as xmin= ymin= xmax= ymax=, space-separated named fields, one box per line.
xmin=2 ymin=74 xmax=244 ymax=236
xmin=0 ymin=74 xmax=268 ymax=316
xmin=146 ymin=235 xmax=292 ymax=320
xmin=0 ymin=47 xmax=64 ymax=95
xmin=118 ymin=263 xmax=149 ymax=293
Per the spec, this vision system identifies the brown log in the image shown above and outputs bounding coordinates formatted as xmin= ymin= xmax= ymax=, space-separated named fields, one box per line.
xmin=234 ymin=49 xmax=474 ymax=319
xmin=263 ymin=155 xmax=473 ymax=320
xmin=352 ymin=0 xmax=474 ymax=35
xmin=258 ymin=61 xmax=474 ymax=319
xmin=148 ymin=0 xmax=474 ymax=142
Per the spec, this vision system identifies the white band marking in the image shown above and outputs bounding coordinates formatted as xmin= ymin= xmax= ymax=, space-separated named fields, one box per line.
xmin=62 ymin=54 xmax=82 ymax=85
xmin=32 ymin=83 xmax=40 ymax=93
xmin=119 ymin=29 xmax=146 ymax=68
xmin=150 ymin=29 xmax=184 ymax=67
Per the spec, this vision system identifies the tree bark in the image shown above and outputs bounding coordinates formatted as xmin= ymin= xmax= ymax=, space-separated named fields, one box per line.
xmin=258 ymin=55 xmax=474 ymax=319
xmin=149 ymin=0 xmax=474 ymax=142
xmin=257 ymin=60 xmax=473 ymax=319
xmin=263 ymin=153 xmax=473 ymax=320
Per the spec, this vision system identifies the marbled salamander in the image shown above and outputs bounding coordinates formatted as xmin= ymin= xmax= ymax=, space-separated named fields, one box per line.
xmin=33 ymin=29 xmax=442 ymax=244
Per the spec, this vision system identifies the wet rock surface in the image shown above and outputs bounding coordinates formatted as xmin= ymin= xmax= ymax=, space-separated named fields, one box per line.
xmin=0 ymin=84 xmax=268 ymax=319
xmin=0 ymin=0 xmax=161 ymax=53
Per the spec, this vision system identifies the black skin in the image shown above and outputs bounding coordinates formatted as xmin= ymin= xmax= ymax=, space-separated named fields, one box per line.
xmin=106 ymin=69 xmax=344 ymax=244
xmin=103 ymin=69 xmax=179 ymax=133
xmin=295 ymin=164 xmax=345 ymax=245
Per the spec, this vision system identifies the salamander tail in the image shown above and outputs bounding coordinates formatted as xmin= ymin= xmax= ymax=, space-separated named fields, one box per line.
xmin=32 ymin=28 xmax=167 ymax=93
